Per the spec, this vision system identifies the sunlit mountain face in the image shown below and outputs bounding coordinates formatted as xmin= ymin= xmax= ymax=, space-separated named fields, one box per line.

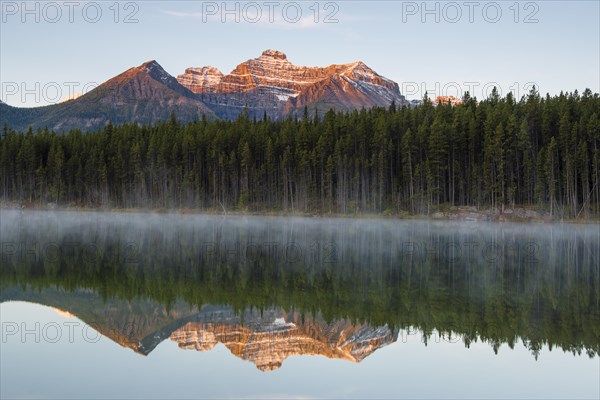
xmin=170 ymin=309 xmax=398 ymax=371
xmin=0 ymin=210 xmax=599 ymax=371
xmin=177 ymin=49 xmax=407 ymax=120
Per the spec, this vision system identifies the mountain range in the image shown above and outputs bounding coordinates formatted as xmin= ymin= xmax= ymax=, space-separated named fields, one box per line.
xmin=0 ymin=50 xmax=407 ymax=132
xmin=1 ymin=286 xmax=398 ymax=371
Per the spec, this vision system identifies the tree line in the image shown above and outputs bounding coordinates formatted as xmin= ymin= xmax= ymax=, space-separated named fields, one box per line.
xmin=1 ymin=87 xmax=599 ymax=216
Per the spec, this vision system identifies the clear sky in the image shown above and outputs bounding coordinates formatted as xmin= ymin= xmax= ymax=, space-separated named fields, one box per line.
xmin=1 ymin=1 xmax=599 ymax=107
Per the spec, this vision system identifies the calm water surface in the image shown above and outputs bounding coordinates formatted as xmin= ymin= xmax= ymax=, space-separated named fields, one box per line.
xmin=0 ymin=210 xmax=598 ymax=399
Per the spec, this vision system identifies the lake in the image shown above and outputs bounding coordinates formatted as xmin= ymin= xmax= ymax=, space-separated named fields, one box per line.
xmin=1 ymin=210 xmax=598 ymax=399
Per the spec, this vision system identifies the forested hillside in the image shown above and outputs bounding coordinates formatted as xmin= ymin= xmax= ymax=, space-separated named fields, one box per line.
xmin=1 ymin=88 xmax=598 ymax=216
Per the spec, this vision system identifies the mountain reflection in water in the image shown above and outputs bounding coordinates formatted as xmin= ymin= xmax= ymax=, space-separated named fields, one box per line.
xmin=0 ymin=210 xmax=598 ymax=370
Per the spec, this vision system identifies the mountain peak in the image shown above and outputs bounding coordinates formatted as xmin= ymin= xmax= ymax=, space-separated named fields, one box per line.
xmin=260 ymin=49 xmax=287 ymax=60
xmin=200 ymin=65 xmax=223 ymax=74
xmin=182 ymin=66 xmax=224 ymax=78
xmin=133 ymin=60 xmax=186 ymax=91
xmin=137 ymin=60 xmax=165 ymax=74
xmin=140 ymin=59 xmax=159 ymax=67
xmin=345 ymin=60 xmax=371 ymax=72
xmin=105 ymin=59 xmax=208 ymax=107
xmin=177 ymin=65 xmax=224 ymax=93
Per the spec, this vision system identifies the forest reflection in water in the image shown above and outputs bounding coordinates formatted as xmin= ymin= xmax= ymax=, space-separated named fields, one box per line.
xmin=0 ymin=210 xmax=598 ymax=368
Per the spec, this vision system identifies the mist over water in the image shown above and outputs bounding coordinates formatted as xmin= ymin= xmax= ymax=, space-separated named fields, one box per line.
xmin=2 ymin=209 xmax=598 ymax=265
xmin=0 ymin=210 xmax=599 ymax=398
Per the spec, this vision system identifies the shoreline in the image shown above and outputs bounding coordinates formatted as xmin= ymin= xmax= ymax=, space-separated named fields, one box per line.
xmin=2 ymin=202 xmax=598 ymax=223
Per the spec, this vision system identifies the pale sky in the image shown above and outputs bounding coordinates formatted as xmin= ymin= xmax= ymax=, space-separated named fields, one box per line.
xmin=1 ymin=1 xmax=599 ymax=107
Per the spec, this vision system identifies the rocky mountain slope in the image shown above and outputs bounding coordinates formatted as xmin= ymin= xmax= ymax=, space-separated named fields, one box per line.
xmin=0 ymin=61 xmax=215 ymax=132
xmin=177 ymin=49 xmax=406 ymax=119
